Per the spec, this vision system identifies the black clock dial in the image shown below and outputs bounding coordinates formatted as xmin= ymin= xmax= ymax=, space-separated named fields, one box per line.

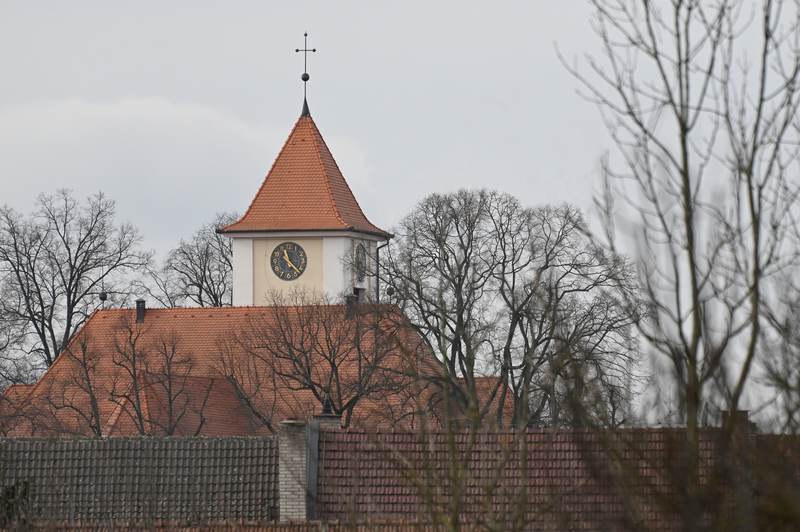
xmin=271 ymin=242 xmax=307 ymax=281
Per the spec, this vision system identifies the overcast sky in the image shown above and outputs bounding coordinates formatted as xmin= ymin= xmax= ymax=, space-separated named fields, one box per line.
xmin=1 ymin=2 xmax=610 ymax=257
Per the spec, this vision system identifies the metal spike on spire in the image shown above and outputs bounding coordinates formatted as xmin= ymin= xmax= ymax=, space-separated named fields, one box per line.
xmin=296 ymin=32 xmax=316 ymax=116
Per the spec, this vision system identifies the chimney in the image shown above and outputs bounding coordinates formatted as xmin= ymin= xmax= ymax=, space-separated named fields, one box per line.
xmin=721 ymin=410 xmax=757 ymax=438
xmin=345 ymin=294 xmax=358 ymax=319
xmin=279 ymin=419 xmax=318 ymax=521
xmin=313 ymin=393 xmax=343 ymax=430
xmin=135 ymin=299 xmax=146 ymax=324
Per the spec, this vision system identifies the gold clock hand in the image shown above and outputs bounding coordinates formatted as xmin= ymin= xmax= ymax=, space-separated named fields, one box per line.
xmin=283 ymin=249 xmax=302 ymax=274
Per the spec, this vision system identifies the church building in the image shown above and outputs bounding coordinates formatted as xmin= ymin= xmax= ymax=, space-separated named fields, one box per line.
xmin=2 ymin=93 xmax=439 ymax=437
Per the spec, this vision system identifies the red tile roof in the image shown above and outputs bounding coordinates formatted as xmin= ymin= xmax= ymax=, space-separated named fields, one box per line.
xmin=4 ymin=305 xmax=435 ymax=437
xmin=315 ymin=428 xmax=731 ymax=530
xmin=220 ymin=116 xmax=390 ymax=237
xmin=2 ymin=383 xmax=32 ymax=407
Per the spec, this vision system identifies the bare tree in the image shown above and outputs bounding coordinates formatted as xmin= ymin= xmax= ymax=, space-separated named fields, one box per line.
xmin=217 ymin=332 xmax=282 ymax=434
xmin=764 ymin=291 xmax=800 ymax=433
xmin=561 ymin=0 xmax=800 ymax=529
xmin=45 ymin=331 xmax=104 ymax=436
xmin=108 ymin=316 xmax=213 ymax=436
xmin=0 ymin=286 xmax=34 ymax=387
xmin=145 ymin=331 xmax=213 ymax=436
xmin=144 ymin=212 xmax=238 ymax=308
xmin=0 ymin=190 xmax=150 ymax=369
xmin=380 ymin=189 xmax=641 ymax=429
xmin=219 ymin=289 xmax=424 ymax=431
xmin=109 ymin=316 xmax=152 ymax=435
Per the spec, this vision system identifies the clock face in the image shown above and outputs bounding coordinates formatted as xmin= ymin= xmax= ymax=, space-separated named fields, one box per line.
xmin=355 ymin=243 xmax=367 ymax=282
xmin=271 ymin=242 xmax=307 ymax=281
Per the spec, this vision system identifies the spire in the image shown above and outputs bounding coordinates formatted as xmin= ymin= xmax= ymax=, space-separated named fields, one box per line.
xmin=296 ymin=32 xmax=315 ymax=117
xmin=219 ymin=32 xmax=390 ymax=238
xmin=218 ymin=114 xmax=391 ymax=237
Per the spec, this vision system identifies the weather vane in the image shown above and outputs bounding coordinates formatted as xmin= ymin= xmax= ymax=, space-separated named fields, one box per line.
xmin=296 ymin=32 xmax=316 ymax=100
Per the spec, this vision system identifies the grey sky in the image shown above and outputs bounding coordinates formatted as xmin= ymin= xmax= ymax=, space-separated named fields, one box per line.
xmin=0 ymin=2 xmax=608 ymax=257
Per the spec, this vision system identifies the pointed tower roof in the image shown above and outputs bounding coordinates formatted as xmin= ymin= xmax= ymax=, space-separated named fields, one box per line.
xmin=220 ymin=112 xmax=390 ymax=238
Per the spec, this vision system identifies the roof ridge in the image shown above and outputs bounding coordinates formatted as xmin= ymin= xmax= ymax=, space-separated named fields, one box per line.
xmin=140 ymin=375 xmax=152 ymax=434
xmin=102 ymin=394 xmax=129 ymax=436
xmin=308 ymin=117 xmax=377 ymax=234
xmin=111 ymin=303 xmax=401 ymax=312
xmin=308 ymin=117 xmax=349 ymax=230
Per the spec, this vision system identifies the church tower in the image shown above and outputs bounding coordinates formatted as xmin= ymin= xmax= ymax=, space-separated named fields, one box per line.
xmin=219 ymin=99 xmax=391 ymax=305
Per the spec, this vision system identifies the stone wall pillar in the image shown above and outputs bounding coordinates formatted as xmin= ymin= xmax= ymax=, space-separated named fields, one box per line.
xmin=279 ymin=419 xmax=318 ymax=521
xmin=721 ymin=410 xmax=757 ymax=532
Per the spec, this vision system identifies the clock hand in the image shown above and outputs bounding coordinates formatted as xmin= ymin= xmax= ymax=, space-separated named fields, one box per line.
xmin=283 ymin=249 xmax=302 ymax=274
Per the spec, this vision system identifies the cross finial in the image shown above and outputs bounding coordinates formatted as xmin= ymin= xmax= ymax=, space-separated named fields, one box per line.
xmin=295 ymin=32 xmax=316 ymax=106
